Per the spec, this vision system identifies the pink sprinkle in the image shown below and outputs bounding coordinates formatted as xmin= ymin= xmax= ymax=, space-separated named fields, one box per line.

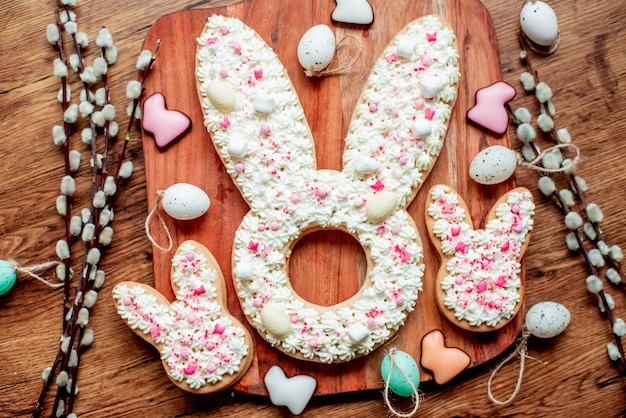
xmin=454 ymin=241 xmax=467 ymax=253
xmin=424 ymin=108 xmax=435 ymax=120
xmin=219 ymin=116 xmax=231 ymax=129
xmin=205 ymin=341 xmax=215 ymax=351
xmin=122 ymin=296 xmax=132 ymax=306
xmin=248 ymin=241 xmax=259 ymax=252
xmin=395 ymin=296 xmax=405 ymax=305
xmin=415 ymin=98 xmax=424 ymax=108
xmin=512 ymin=224 xmax=524 ymax=233
xmin=235 ymin=162 xmax=245 ymax=172
xmin=270 ymin=220 xmax=281 ymax=231
xmin=417 ymin=140 xmax=424 ymax=148
xmin=253 ymin=297 xmax=263 ymax=307
xmin=308 ymin=339 xmax=319 ymax=348
xmin=290 ymin=192 xmax=301 ymax=204
xmin=207 ymin=363 xmax=217 ymax=373
xmin=254 ymin=68 xmax=263 ymax=80
xmin=258 ymin=221 xmax=266 ymax=232
xmin=476 ymin=280 xmax=488 ymax=293
xmin=376 ymin=226 xmax=386 ymax=235
xmin=194 ymin=285 xmax=206 ymax=296
xmin=317 ymin=188 xmax=328 ymax=198
xmin=451 ymin=225 xmax=461 ymax=236
xmin=422 ymin=55 xmax=433 ymax=66
xmin=232 ymin=41 xmax=242 ymax=53
xmin=391 ymin=223 xmax=402 ymax=234
xmin=385 ymin=53 xmax=397 ymax=63
xmin=390 ymin=109 xmax=399 ymax=117
xmin=219 ymin=25 xmax=229 ymax=35
xmin=511 ymin=204 xmax=520 ymax=214
xmin=219 ymin=68 xmax=228 ymax=78
xmin=213 ymin=323 xmax=226 ymax=335
xmin=371 ymin=179 xmax=384 ymax=191
xmin=150 ymin=326 xmax=161 ymax=339
xmin=290 ymin=313 xmax=299 ymax=323
xmin=180 ymin=349 xmax=189 ymax=359
xmin=426 ymin=32 xmax=437 ymax=42
xmin=187 ymin=313 xmax=197 ymax=323
xmin=495 ymin=276 xmax=507 ymax=287
xmin=260 ymin=124 xmax=271 ymax=135
xmin=369 ymin=103 xmax=378 ymax=112
xmin=501 ymin=241 xmax=510 ymax=251
xmin=183 ymin=364 xmax=197 ymax=375
xmin=455 ymin=276 xmax=464 ymax=285
xmin=398 ymin=156 xmax=408 ymax=166
xmin=441 ymin=203 xmax=455 ymax=214
xmin=207 ymin=37 xmax=218 ymax=45
xmin=494 ymin=299 xmax=503 ymax=308
xmin=367 ymin=318 xmax=376 ymax=328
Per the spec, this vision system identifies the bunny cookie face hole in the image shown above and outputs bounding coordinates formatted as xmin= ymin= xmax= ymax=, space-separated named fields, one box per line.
xmin=196 ymin=15 xmax=460 ymax=362
xmin=289 ymin=228 xmax=368 ymax=307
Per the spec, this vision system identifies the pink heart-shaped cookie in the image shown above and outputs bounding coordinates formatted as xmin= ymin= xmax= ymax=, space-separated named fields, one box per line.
xmin=467 ymin=81 xmax=516 ymax=135
xmin=420 ymin=329 xmax=471 ymax=385
xmin=142 ymin=92 xmax=191 ymax=147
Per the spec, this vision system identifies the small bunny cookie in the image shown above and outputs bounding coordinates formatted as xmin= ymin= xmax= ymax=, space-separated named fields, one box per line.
xmin=196 ymin=15 xmax=459 ymax=362
xmin=112 ymin=240 xmax=253 ymax=393
xmin=425 ymin=185 xmax=534 ymax=332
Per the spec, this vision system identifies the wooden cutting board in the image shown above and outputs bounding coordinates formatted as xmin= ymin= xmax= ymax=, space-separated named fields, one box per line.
xmin=141 ymin=0 xmax=521 ymax=396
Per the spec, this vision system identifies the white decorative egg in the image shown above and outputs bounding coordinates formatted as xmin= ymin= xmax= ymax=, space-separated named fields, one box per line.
xmin=297 ymin=25 xmax=336 ymax=73
xmin=161 ymin=183 xmax=210 ymax=220
xmin=520 ymin=1 xmax=559 ymax=47
xmin=469 ymin=145 xmax=517 ymax=185
xmin=526 ymin=301 xmax=570 ymax=338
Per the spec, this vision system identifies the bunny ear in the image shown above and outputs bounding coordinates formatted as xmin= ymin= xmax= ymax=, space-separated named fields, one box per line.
xmin=196 ymin=15 xmax=316 ymax=209
xmin=425 ymin=184 xmax=535 ymax=332
xmin=342 ymin=15 xmax=460 ymax=207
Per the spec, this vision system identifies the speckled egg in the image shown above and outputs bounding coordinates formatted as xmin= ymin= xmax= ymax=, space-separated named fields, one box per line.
xmin=297 ymin=25 xmax=336 ymax=73
xmin=380 ymin=350 xmax=420 ymax=397
xmin=520 ymin=1 xmax=559 ymax=47
xmin=161 ymin=183 xmax=210 ymax=221
xmin=0 ymin=259 xmax=16 ymax=297
xmin=526 ymin=301 xmax=570 ymax=338
xmin=469 ymin=145 xmax=517 ymax=185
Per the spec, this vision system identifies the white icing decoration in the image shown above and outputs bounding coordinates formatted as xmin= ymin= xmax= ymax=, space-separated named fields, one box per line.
xmin=113 ymin=242 xmax=250 ymax=389
xmin=427 ymin=185 xmax=534 ymax=327
xmin=253 ymin=94 xmax=274 ymax=113
xmin=196 ymin=15 xmax=459 ymax=362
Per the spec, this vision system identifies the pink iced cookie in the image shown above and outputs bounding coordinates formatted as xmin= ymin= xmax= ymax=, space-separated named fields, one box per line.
xmin=467 ymin=81 xmax=516 ymax=135
xmin=331 ymin=0 xmax=374 ymax=25
xmin=142 ymin=92 xmax=191 ymax=147
xmin=420 ymin=329 xmax=470 ymax=384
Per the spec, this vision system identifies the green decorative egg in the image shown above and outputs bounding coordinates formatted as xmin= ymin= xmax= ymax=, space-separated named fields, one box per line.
xmin=380 ymin=349 xmax=420 ymax=397
xmin=0 ymin=260 xmax=16 ymax=296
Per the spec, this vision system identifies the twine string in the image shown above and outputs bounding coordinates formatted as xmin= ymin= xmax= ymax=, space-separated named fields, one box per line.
xmin=487 ymin=325 xmax=546 ymax=405
xmin=7 ymin=259 xmax=64 ymax=289
xmin=145 ymin=190 xmax=173 ymax=253
xmin=382 ymin=347 xmax=421 ymax=418
xmin=304 ymin=34 xmax=363 ymax=78
xmin=516 ymin=143 xmax=581 ymax=174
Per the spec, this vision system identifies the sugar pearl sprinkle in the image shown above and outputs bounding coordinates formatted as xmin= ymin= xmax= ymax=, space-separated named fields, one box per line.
xmin=113 ymin=242 xmax=250 ymax=389
xmin=427 ymin=185 xmax=535 ymax=327
xmin=196 ymin=15 xmax=459 ymax=362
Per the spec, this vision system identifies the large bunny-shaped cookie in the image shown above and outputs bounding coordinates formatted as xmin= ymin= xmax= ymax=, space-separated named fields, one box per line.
xmin=112 ymin=241 xmax=253 ymax=393
xmin=196 ymin=15 xmax=459 ymax=362
xmin=425 ymin=185 xmax=535 ymax=332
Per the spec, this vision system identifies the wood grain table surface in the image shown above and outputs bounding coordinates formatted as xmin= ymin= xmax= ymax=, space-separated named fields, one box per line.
xmin=1 ymin=0 xmax=625 ymax=417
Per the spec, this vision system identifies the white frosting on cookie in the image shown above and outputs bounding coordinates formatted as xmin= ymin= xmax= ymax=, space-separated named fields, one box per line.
xmin=196 ymin=15 xmax=459 ymax=362
xmin=113 ymin=241 xmax=250 ymax=389
xmin=427 ymin=185 xmax=534 ymax=327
